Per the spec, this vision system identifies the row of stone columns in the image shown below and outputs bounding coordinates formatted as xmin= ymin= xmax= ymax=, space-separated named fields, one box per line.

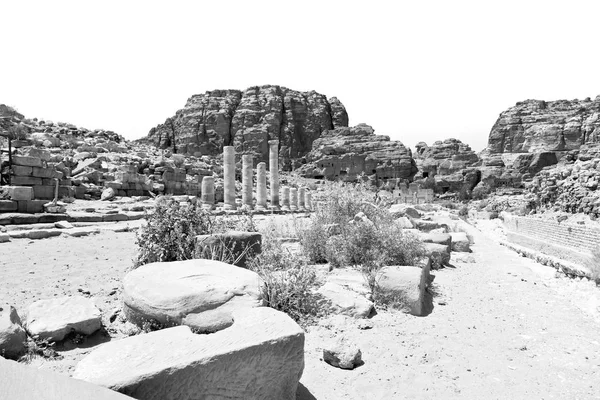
xmin=199 ymin=140 xmax=312 ymax=211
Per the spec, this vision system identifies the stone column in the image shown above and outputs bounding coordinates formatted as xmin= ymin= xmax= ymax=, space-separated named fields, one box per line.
xmin=223 ymin=146 xmax=236 ymax=210
xmin=256 ymin=162 xmax=267 ymax=210
xmin=201 ymin=176 xmax=215 ymax=210
xmin=290 ymin=187 xmax=298 ymax=211
xmin=281 ymin=186 xmax=290 ymax=211
xmin=241 ymin=154 xmax=253 ymax=210
xmin=298 ymin=187 xmax=306 ymax=211
xmin=305 ymin=191 xmax=312 ymax=211
xmin=268 ymin=140 xmax=280 ymax=210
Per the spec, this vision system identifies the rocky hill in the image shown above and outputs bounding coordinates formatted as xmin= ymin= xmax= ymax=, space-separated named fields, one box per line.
xmin=142 ymin=85 xmax=349 ymax=168
xmin=487 ymin=96 xmax=600 ymax=154
xmin=297 ymin=124 xmax=417 ymax=182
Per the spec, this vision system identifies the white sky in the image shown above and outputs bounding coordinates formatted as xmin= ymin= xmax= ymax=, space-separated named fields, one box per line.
xmin=2 ymin=0 xmax=599 ymax=152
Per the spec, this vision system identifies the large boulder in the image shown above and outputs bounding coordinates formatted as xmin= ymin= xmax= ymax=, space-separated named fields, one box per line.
xmin=423 ymin=243 xmax=451 ymax=266
xmin=24 ymin=296 xmax=102 ymax=342
xmin=123 ymin=259 xmax=264 ymax=331
xmin=419 ymin=232 xmax=452 ymax=254
xmin=73 ymin=307 xmax=304 ymax=400
xmin=377 ymin=258 xmax=433 ymax=316
xmin=317 ymin=282 xmax=373 ymax=318
xmin=0 ymin=357 xmax=133 ymax=400
xmin=0 ymin=305 xmax=27 ymax=359
xmin=196 ymin=231 xmax=262 ymax=269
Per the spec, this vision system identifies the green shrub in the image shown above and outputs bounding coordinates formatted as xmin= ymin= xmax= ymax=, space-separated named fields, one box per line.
xmin=458 ymin=206 xmax=469 ymax=217
xmin=248 ymin=233 xmax=327 ymax=327
xmin=133 ymin=200 xmax=212 ymax=268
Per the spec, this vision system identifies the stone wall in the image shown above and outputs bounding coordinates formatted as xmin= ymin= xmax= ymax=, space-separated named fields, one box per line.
xmin=503 ymin=215 xmax=599 ymax=268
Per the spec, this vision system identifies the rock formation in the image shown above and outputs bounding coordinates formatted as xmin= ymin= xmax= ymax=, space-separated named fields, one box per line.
xmin=488 ymin=96 xmax=600 ymax=154
xmin=298 ymin=124 xmax=417 ymax=182
xmin=142 ymin=85 xmax=349 ymax=167
xmin=413 ymin=139 xmax=480 ymax=193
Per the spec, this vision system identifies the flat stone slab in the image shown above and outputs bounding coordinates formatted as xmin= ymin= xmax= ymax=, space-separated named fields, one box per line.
xmin=317 ymin=282 xmax=373 ymax=318
xmin=123 ymin=259 xmax=264 ymax=330
xmin=73 ymin=307 xmax=304 ymax=400
xmin=24 ymin=295 xmax=102 ymax=341
xmin=0 ymin=358 xmax=133 ymax=400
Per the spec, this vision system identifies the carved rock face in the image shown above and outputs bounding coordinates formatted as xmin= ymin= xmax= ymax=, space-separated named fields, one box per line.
xmin=143 ymin=85 xmax=349 ymax=166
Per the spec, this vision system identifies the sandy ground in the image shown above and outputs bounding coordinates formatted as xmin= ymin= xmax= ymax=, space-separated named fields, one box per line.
xmin=1 ymin=217 xmax=600 ymax=399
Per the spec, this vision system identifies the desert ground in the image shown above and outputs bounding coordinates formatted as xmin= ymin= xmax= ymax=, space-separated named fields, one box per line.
xmin=1 ymin=213 xmax=599 ymax=400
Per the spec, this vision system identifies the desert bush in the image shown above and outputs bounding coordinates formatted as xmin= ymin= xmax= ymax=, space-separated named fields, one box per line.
xmin=440 ymin=200 xmax=458 ymax=210
xmin=458 ymin=205 xmax=469 ymax=217
xmin=248 ymin=231 xmax=327 ymax=327
xmin=133 ymin=200 xmax=212 ymax=268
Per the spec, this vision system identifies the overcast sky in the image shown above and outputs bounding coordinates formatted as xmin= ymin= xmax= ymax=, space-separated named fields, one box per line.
xmin=3 ymin=0 xmax=599 ymax=152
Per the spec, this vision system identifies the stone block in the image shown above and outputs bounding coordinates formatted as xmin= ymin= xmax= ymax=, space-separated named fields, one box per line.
xmin=5 ymin=186 xmax=33 ymax=201
xmin=27 ymin=229 xmax=63 ymax=240
xmin=378 ymin=258 xmax=433 ymax=316
xmin=0 ymin=201 xmax=18 ymax=212
xmin=450 ymin=232 xmax=471 ymax=252
xmin=423 ymin=242 xmax=451 ymax=266
xmin=11 ymin=165 xmax=32 ymax=176
xmin=32 ymin=167 xmax=59 ymax=179
xmin=102 ymin=213 xmax=128 ymax=222
xmin=11 ymin=155 xmax=43 ymax=168
xmin=73 ymin=308 xmax=304 ymax=400
xmin=33 ymin=185 xmax=55 ymax=200
xmin=0 ymin=233 xmax=9 ymax=243
xmin=10 ymin=213 xmax=40 ymax=224
xmin=24 ymin=295 xmax=102 ymax=341
xmin=24 ymin=147 xmax=52 ymax=161
xmin=0 ymin=358 xmax=133 ymax=400
xmin=10 ymin=176 xmax=43 ymax=186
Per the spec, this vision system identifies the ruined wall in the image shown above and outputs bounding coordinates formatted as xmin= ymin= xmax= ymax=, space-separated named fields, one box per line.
xmin=503 ymin=215 xmax=599 ymax=267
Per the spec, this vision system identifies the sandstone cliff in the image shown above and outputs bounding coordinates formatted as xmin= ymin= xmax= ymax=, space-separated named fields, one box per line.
xmin=297 ymin=124 xmax=417 ymax=181
xmin=488 ymin=96 xmax=600 ymax=154
xmin=143 ymin=85 xmax=349 ymax=166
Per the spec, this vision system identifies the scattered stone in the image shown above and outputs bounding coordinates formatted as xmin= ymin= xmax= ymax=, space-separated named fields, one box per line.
xmin=182 ymin=309 xmax=234 ymax=334
xmin=389 ymin=204 xmax=422 ymax=219
xmin=0 ymin=233 xmax=9 ymax=243
xmin=24 ymin=296 xmax=102 ymax=342
xmin=123 ymin=259 xmax=264 ymax=328
xmin=423 ymin=242 xmax=451 ymax=266
xmin=356 ymin=319 xmax=374 ymax=330
xmin=54 ymin=220 xmax=74 ymax=229
xmin=100 ymin=187 xmax=115 ymax=201
xmin=73 ymin=308 xmax=304 ymax=400
xmin=27 ymin=229 xmax=62 ymax=240
xmin=0 ymin=305 xmax=27 ymax=360
xmin=323 ymin=337 xmax=362 ymax=369
xmin=396 ymin=216 xmax=414 ymax=229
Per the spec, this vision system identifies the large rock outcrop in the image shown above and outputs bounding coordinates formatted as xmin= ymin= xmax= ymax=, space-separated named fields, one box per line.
xmin=487 ymin=96 xmax=600 ymax=154
xmin=142 ymin=85 xmax=349 ymax=167
xmin=297 ymin=124 xmax=417 ymax=181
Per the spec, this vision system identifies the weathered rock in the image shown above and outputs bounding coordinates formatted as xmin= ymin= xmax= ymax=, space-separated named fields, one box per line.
xmin=423 ymin=243 xmax=451 ymax=266
xmin=123 ymin=259 xmax=264 ymax=328
xmin=419 ymin=232 xmax=452 ymax=252
xmin=450 ymin=232 xmax=471 ymax=252
xmin=101 ymin=187 xmax=115 ymax=201
xmin=389 ymin=204 xmax=422 ymax=219
xmin=24 ymin=296 xmax=102 ymax=341
xmin=142 ymin=85 xmax=348 ymax=167
xmin=395 ymin=216 xmax=414 ymax=229
xmin=317 ymin=282 xmax=374 ymax=318
xmin=488 ymin=97 xmax=600 ymax=154
xmin=323 ymin=337 xmax=362 ymax=370
xmin=0 ymin=305 xmax=27 ymax=359
xmin=377 ymin=258 xmax=433 ymax=316
xmin=195 ymin=231 xmax=262 ymax=269
xmin=0 ymin=357 xmax=134 ymax=400
xmin=298 ymin=124 xmax=417 ymax=181
xmin=73 ymin=308 xmax=304 ymax=400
